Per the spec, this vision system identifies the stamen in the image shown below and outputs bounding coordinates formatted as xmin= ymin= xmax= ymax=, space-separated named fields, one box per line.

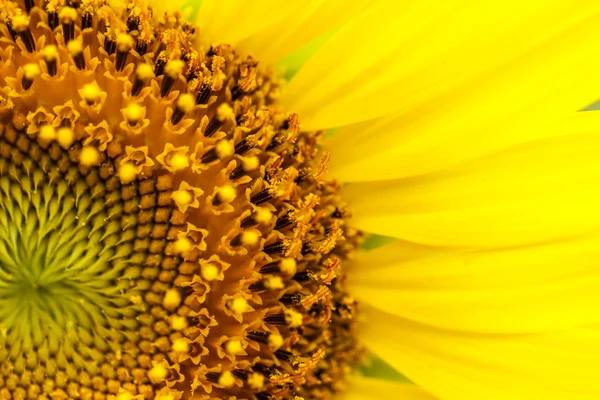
xmin=203 ymin=118 xmax=221 ymax=138
xmin=59 ymin=7 xmax=77 ymax=44
xmin=279 ymin=293 xmax=303 ymax=306
xmin=103 ymin=34 xmax=116 ymax=54
xmin=67 ymin=39 xmax=85 ymax=70
xmin=11 ymin=15 xmax=35 ymax=52
xmin=241 ymin=207 xmax=273 ymax=228
xmin=80 ymin=83 xmax=101 ymax=106
xmin=161 ymin=60 xmax=185 ymax=97
xmin=260 ymin=258 xmax=297 ymax=276
xmin=196 ymin=81 xmax=212 ymax=105
xmin=43 ymin=45 xmax=59 ymax=76
xmin=132 ymin=63 xmax=154 ymax=96
xmin=212 ymin=185 xmax=236 ymax=206
xmin=123 ymin=103 xmax=144 ymax=126
xmin=81 ymin=10 xmax=93 ymax=30
xmin=250 ymin=188 xmax=273 ymax=206
xmin=21 ymin=63 xmax=40 ymax=90
xmin=24 ymin=0 xmax=34 ymax=13
xmin=116 ymin=33 xmax=134 ymax=72
xmin=171 ymin=93 xmax=195 ymax=125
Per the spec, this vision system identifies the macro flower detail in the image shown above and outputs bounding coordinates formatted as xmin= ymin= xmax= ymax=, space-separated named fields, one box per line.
xmin=4 ymin=0 xmax=600 ymax=399
xmin=0 ymin=1 xmax=361 ymax=399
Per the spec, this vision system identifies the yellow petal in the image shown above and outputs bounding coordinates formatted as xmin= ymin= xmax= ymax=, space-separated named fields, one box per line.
xmin=282 ymin=1 xmax=600 ymax=130
xmin=339 ymin=376 xmax=436 ymax=400
xmin=238 ymin=0 xmax=374 ymax=64
xmin=360 ymin=305 xmax=600 ymax=400
xmin=349 ymin=239 xmax=600 ymax=333
xmin=325 ymin=58 xmax=600 ymax=183
xmin=344 ymin=128 xmax=600 ymax=247
xmin=196 ymin=0 xmax=310 ymax=45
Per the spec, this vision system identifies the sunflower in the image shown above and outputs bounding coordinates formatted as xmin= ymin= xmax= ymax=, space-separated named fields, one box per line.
xmin=1 ymin=0 xmax=599 ymax=399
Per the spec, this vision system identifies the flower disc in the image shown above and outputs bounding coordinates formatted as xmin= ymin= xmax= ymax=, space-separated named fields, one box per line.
xmin=0 ymin=0 xmax=361 ymax=399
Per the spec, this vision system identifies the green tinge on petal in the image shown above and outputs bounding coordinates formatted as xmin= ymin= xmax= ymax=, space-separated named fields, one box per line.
xmin=182 ymin=0 xmax=202 ymax=22
xmin=360 ymin=234 xmax=397 ymax=251
xmin=359 ymin=356 xmax=412 ymax=383
xmin=278 ymin=29 xmax=339 ymax=80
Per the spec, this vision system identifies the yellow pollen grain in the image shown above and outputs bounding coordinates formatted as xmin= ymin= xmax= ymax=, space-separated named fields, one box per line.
xmin=268 ymin=333 xmax=284 ymax=351
xmin=217 ymin=103 xmax=234 ymax=121
xmin=215 ymin=139 xmax=234 ymax=159
xmin=162 ymin=289 xmax=182 ymax=310
xmin=241 ymin=230 xmax=260 ymax=246
xmin=81 ymin=83 xmax=100 ymax=103
xmin=171 ymin=189 xmax=192 ymax=206
xmin=242 ymin=155 xmax=260 ymax=171
xmin=118 ymin=162 xmax=137 ymax=184
xmin=169 ymin=153 xmax=189 ymax=170
xmin=156 ymin=394 xmax=176 ymax=400
xmin=115 ymin=392 xmax=134 ymax=400
xmin=11 ymin=15 xmax=29 ymax=31
xmin=58 ymin=6 xmax=78 ymax=22
xmin=116 ymin=33 xmax=134 ymax=51
xmin=172 ymin=338 xmax=189 ymax=354
xmin=136 ymin=63 xmax=154 ymax=80
xmin=23 ymin=63 xmax=41 ymax=80
xmin=42 ymin=45 xmax=58 ymax=61
xmin=285 ymin=309 xmax=304 ymax=328
xmin=173 ymin=237 xmax=193 ymax=254
xmin=170 ymin=316 xmax=188 ymax=331
xmin=229 ymin=297 xmax=248 ymax=314
xmin=217 ymin=185 xmax=236 ymax=203
xmin=80 ymin=146 xmax=100 ymax=166
xmin=67 ymin=39 xmax=83 ymax=56
xmin=38 ymin=125 xmax=56 ymax=141
xmin=164 ymin=59 xmax=185 ymax=78
xmin=57 ymin=127 xmax=75 ymax=149
xmin=124 ymin=103 xmax=144 ymax=123
xmin=254 ymin=207 xmax=273 ymax=224
xmin=224 ymin=339 xmax=244 ymax=356
xmin=148 ymin=365 xmax=168 ymax=382
xmin=218 ymin=371 xmax=235 ymax=388
xmin=248 ymin=372 xmax=265 ymax=390
xmin=201 ymin=263 xmax=219 ymax=281
xmin=280 ymin=258 xmax=297 ymax=276
xmin=176 ymin=93 xmax=195 ymax=113
xmin=265 ymin=276 xmax=284 ymax=290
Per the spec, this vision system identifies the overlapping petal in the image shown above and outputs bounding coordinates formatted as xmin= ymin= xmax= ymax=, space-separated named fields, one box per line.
xmin=343 ymin=122 xmax=600 ymax=247
xmin=359 ymin=306 xmax=600 ymax=400
xmin=348 ymin=238 xmax=600 ymax=333
xmin=282 ymin=0 xmax=600 ymax=130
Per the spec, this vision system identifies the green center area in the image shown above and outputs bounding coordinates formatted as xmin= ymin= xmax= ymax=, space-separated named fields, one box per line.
xmin=0 ymin=133 xmax=165 ymax=378
xmin=0 ymin=161 xmax=128 ymax=345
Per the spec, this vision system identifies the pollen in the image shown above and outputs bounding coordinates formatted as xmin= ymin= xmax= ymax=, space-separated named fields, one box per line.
xmin=123 ymin=103 xmax=144 ymax=124
xmin=57 ymin=126 xmax=75 ymax=149
xmin=201 ymin=263 xmax=220 ymax=281
xmin=0 ymin=0 xmax=361 ymax=399
xmin=225 ymin=339 xmax=245 ymax=356
xmin=163 ymin=288 xmax=182 ymax=310
xmin=80 ymin=145 xmax=101 ymax=165
xmin=118 ymin=162 xmax=138 ymax=183
xmin=38 ymin=124 xmax=56 ymax=141
xmin=172 ymin=338 xmax=190 ymax=354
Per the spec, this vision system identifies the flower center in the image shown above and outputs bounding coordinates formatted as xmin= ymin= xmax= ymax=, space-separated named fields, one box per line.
xmin=0 ymin=0 xmax=362 ymax=399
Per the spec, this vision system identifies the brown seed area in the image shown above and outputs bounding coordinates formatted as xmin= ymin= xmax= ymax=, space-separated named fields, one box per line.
xmin=0 ymin=0 xmax=362 ymax=399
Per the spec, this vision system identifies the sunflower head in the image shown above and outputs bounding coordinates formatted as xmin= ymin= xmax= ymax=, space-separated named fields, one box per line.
xmin=0 ymin=0 xmax=363 ymax=399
